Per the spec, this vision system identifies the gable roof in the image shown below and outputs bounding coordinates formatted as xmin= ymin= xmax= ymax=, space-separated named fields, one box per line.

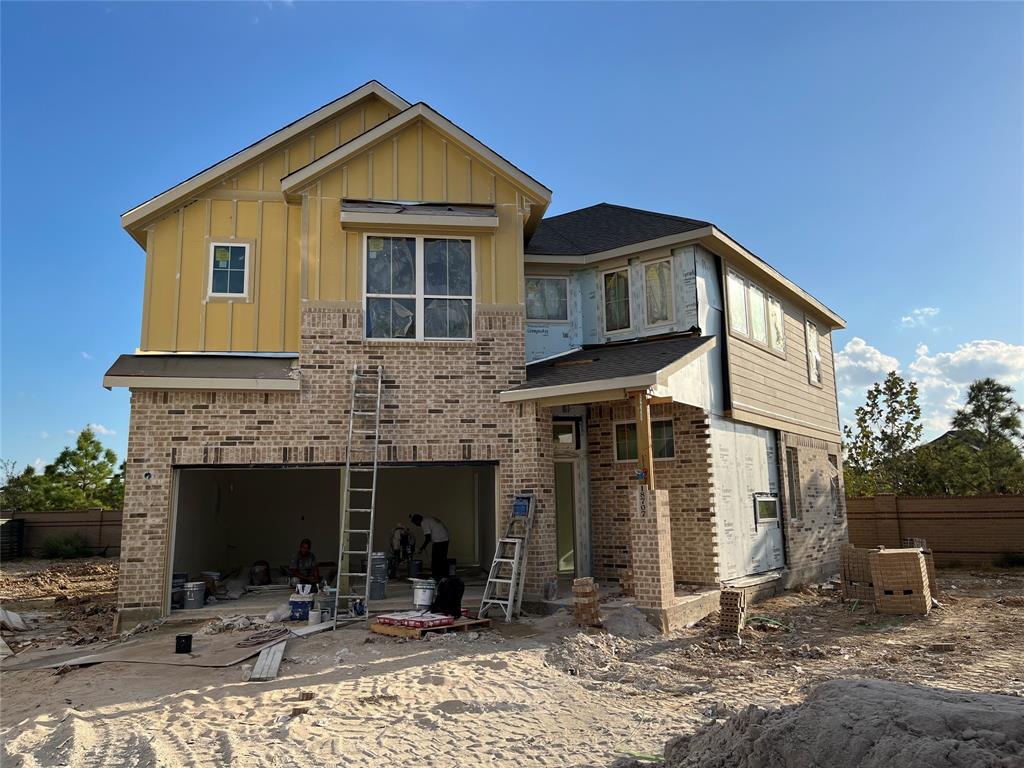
xmin=525 ymin=203 xmax=710 ymax=256
xmin=120 ymin=81 xmax=410 ymax=236
xmin=280 ymin=102 xmax=552 ymax=207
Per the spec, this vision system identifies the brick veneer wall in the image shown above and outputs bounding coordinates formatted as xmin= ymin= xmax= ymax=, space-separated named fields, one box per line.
xmin=847 ymin=494 xmax=1024 ymax=566
xmin=776 ymin=432 xmax=847 ymax=586
xmin=586 ymin=401 xmax=718 ymax=587
xmin=116 ymin=305 xmax=556 ymax=622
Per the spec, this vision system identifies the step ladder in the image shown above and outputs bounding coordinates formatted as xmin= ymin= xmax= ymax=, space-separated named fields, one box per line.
xmin=333 ymin=365 xmax=383 ymax=627
xmin=479 ymin=493 xmax=535 ymax=621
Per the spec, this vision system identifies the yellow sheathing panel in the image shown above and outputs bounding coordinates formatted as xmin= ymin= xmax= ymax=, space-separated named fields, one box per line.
xmin=230 ymin=200 xmax=259 ymax=351
xmin=146 ymin=215 xmax=180 ymax=351
xmin=397 ymin=128 xmax=418 ymax=199
xmin=262 ymin=152 xmax=285 ymax=192
xmin=285 ymin=204 xmax=302 ymax=349
xmin=176 ymin=202 xmax=206 ymax=349
xmin=235 ymin=164 xmax=260 ymax=192
xmin=475 ymin=233 xmax=494 ymax=304
xmin=339 ymin=111 xmax=363 ymax=144
xmin=421 ymin=126 xmax=445 ymax=200
xmin=446 ymin=146 xmax=470 ymax=202
xmin=313 ymin=123 xmax=337 ymax=160
xmin=258 ymin=201 xmax=286 ymax=350
xmin=371 ymin=145 xmax=394 ymax=200
xmin=345 ymin=155 xmax=370 ymax=199
xmin=363 ymin=99 xmax=392 ymax=130
xmin=472 ymin=162 xmax=495 ymax=204
xmin=319 ymin=196 xmax=343 ymax=301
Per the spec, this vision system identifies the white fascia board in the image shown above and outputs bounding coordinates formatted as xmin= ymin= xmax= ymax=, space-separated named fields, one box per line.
xmin=103 ymin=375 xmax=300 ymax=392
xmin=283 ymin=104 xmax=553 ymax=204
xmin=121 ymin=82 xmax=410 ymax=231
xmin=498 ymin=373 xmax=658 ymax=403
xmin=340 ymin=210 xmax=499 ymax=230
xmin=523 ymin=227 xmax=715 ymax=265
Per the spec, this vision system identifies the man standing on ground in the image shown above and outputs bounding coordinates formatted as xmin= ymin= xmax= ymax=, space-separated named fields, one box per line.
xmin=411 ymin=514 xmax=450 ymax=582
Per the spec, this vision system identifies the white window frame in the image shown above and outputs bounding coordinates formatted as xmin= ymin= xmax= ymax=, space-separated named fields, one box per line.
xmin=748 ymin=283 xmax=768 ymax=345
xmin=613 ymin=418 xmax=675 ymax=462
xmin=207 ymin=241 xmax=251 ymax=300
xmin=524 ymin=275 xmax=570 ymax=323
xmin=601 ymin=266 xmax=633 ymax=334
xmin=642 ymin=257 xmax=675 ymax=328
xmin=363 ymin=233 xmax=475 ymax=342
xmin=726 ymin=266 xmax=787 ymax=359
xmin=726 ymin=268 xmax=748 ymax=337
xmin=805 ymin=317 xmax=823 ymax=387
xmin=767 ymin=295 xmax=787 ymax=355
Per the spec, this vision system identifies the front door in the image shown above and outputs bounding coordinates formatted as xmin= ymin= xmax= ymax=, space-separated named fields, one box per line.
xmin=554 ymin=461 xmax=577 ymax=575
xmin=750 ymin=494 xmax=785 ymax=573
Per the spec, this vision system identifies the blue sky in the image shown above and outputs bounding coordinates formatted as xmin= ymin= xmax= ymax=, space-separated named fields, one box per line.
xmin=2 ymin=1 xmax=1022 ymax=471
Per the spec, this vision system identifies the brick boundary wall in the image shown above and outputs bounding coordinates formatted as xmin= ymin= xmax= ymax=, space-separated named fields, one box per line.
xmin=2 ymin=509 xmax=123 ymax=557
xmin=116 ymin=305 xmax=556 ymax=624
xmin=846 ymin=494 xmax=1024 ymax=566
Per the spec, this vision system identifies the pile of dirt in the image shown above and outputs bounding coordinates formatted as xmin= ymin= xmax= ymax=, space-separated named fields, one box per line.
xmin=632 ymin=679 xmax=1024 ymax=768
xmin=0 ymin=559 xmax=119 ymax=602
xmin=603 ymin=606 xmax=659 ymax=639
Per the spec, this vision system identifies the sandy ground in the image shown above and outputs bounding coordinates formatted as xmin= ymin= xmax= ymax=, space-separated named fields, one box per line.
xmin=1 ymin=560 xmax=1022 ymax=767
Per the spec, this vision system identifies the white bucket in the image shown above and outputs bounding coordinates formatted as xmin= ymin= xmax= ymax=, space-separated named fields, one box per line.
xmin=183 ymin=581 xmax=205 ymax=610
xmin=411 ymin=578 xmax=435 ymax=609
xmin=308 ymin=609 xmax=322 ymax=626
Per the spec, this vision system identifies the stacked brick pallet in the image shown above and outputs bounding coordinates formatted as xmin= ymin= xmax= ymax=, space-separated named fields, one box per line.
xmin=869 ymin=548 xmax=931 ymax=615
xmin=840 ymin=544 xmax=876 ymax=602
xmin=719 ymin=588 xmax=746 ymax=634
xmin=619 ymin=568 xmax=635 ymax=598
xmin=573 ymin=577 xmax=601 ymax=627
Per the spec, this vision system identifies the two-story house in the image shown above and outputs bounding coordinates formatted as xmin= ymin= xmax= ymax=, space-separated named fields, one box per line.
xmin=105 ymin=81 xmax=847 ymax=631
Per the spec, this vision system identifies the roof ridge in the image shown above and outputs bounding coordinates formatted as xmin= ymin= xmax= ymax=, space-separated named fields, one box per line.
xmin=599 ymin=202 xmax=710 ymax=226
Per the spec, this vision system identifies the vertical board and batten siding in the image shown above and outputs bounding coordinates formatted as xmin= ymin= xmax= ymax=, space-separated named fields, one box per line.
xmin=139 ymin=95 xmax=399 ymax=353
xmin=302 ymin=120 xmax=532 ymax=307
xmin=141 ymin=104 xmax=534 ymax=354
xmin=721 ymin=259 xmax=841 ymax=440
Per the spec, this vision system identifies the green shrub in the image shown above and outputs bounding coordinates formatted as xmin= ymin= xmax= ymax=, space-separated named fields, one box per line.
xmin=39 ymin=533 xmax=91 ymax=559
xmin=993 ymin=552 xmax=1024 ymax=569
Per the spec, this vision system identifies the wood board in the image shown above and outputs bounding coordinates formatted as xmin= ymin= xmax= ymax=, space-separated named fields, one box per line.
xmin=370 ymin=617 xmax=490 ymax=639
xmin=248 ymin=640 xmax=286 ymax=681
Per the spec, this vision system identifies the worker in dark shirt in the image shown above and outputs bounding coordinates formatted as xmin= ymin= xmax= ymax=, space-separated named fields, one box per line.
xmin=289 ymin=538 xmax=321 ymax=591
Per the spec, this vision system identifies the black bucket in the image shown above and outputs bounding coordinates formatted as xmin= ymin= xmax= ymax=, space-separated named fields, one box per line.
xmin=175 ymin=634 xmax=193 ymax=654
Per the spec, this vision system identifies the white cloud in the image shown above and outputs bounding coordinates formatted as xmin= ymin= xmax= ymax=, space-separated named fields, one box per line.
xmin=88 ymin=423 xmax=116 ymax=436
xmin=834 ymin=337 xmax=900 ymax=398
xmin=32 ymin=458 xmax=45 ymax=473
xmin=66 ymin=429 xmax=77 ymax=436
xmin=81 ymin=351 xmax=92 ymax=360
xmin=39 ymin=431 xmax=49 ymax=439
xmin=899 ymin=307 xmax=940 ymax=328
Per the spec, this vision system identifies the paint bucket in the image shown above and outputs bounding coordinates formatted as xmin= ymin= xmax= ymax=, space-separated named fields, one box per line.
xmin=411 ymin=578 xmax=436 ymax=610
xmin=175 ymin=634 xmax=193 ymax=654
xmin=315 ymin=595 xmax=336 ymax=620
xmin=183 ymin=581 xmax=205 ymax=610
xmin=369 ymin=577 xmax=387 ymax=600
xmin=308 ymin=609 xmax=322 ymax=626
xmin=289 ymin=594 xmax=314 ymax=621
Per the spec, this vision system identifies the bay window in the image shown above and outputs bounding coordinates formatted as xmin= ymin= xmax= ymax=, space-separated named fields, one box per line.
xmin=365 ymin=235 xmax=473 ymax=340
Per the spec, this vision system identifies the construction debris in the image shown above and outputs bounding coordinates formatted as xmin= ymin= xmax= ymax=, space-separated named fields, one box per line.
xmin=0 ymin=608 xmax=27 ymax=632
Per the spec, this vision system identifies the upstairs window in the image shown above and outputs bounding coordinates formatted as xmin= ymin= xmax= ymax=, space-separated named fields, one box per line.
xmin=768 ymin=296 xmax=786 ymax=354
xmin=644 ymin=259 xmax=674 ymax=326
xmin=209 ymin=243 xmax=249 ymax=298
xmin=525 ymin=277 xmax=569 ymax=321
xmin=806 ymin=319 xmax=823 ymax=386
xmin=748 ymin=284 xmax=768 ymax=345
xmin=365 ymin=235 xmax=473 ymax=340
xmin=603 ymin=268 xmax=631 ymax=332
xmin=726 ymin=270 xmax=748 ymax=336
xmin=727 ymin=268 xmax=786 ymax=355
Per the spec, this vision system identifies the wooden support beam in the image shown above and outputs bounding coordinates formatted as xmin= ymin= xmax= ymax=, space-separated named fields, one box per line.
xmin=634 ymin=389 xmax=655 ymax=490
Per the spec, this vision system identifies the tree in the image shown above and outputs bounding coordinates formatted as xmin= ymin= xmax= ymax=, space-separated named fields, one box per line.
xmin=947 ymin=378 xmax=1024 ymax=493
xmin=0 ymin=428 xmax=124 ymax=512
xmin=843 ymin=371 xmax=924 ymax=496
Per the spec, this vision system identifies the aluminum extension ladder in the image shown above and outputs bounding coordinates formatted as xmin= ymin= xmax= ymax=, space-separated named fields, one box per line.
xmin=333 ymin=365 xmax=383 ymax=626
xmin=479 ymin=493 xmax=535 ymax=621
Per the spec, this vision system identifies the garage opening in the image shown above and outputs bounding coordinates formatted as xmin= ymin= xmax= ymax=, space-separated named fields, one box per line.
xmin=169 ymin=463 xmax=496 ymax=612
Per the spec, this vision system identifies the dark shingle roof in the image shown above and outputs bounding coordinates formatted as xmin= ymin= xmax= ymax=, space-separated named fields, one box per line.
xmin=508 ymin=334 xmax=714 ymax=393
xmin=104 ymin=354 xmax=298 ymax=382
xmin=525 ymin=203 xmax=710 ymax=256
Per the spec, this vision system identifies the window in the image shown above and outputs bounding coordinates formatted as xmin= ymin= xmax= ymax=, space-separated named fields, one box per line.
xmin=644 ymin=259 xmax=673 ymax=326
xmin=805 ymin=319 xmax=822 ymax=386
xmin=748 ymin=284 xmax=768 ymax=344
xmin=614 ymin=419 xmax=674 ymax=461
xmin=754 ymin=494 xmax=780 ymax=525
xmin=652 ymin=419 xmax=675 ymax=459
xmin=828 ymin=454 xmax=841 ymax=517
xmin=768 ymin=296 xmax=786 ymax=354
xmin=209 ymin=243 xmax=249 ymax=298
xmin=553 ymin=421 xmax=577 ymax=447
xmin=603 ymin=268 xmax=631 ymax=332
xmin=525 ymin=277 xmax=568 ymax=321
xmin=726 ymin=270 xmax=748 ymax=336
xmin=785 ymin=447 xmax=801 ymax=520
xmin=365 ymin=235 xmax=472 ymax=340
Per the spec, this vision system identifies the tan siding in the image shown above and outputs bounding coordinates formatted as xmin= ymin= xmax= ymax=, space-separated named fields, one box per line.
xmin=725 ymin=262 xmax=840 ymax=439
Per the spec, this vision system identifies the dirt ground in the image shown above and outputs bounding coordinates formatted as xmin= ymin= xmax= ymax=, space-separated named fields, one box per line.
xmin=1 ymin=559 xmax=1022 ymax=767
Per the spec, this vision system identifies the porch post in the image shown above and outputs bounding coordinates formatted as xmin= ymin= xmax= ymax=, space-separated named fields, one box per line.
xmin=630 ymin=487 xmax=675 ymax=626
xmin=633 ymin=390 xmax=655 ymax=489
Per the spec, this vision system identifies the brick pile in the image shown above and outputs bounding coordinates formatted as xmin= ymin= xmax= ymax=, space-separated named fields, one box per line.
xmin=573 ymin=577 xmax=601 ymax=627
xmin=619 ymin=568 xmax=635 ymax=597
xmin=719 ymin=588 xmax=746 ymax=633
xmin=869 ymin=548 xmax=931 ymax=615
xmin=840 ymin=544 xmax=876 ymax=603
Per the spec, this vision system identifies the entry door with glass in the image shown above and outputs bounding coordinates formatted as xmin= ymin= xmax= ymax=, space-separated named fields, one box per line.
xmin=750 ymin=493 xmax=785 ymax=573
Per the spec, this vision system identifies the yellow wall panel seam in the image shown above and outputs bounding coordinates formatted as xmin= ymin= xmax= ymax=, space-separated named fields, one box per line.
xmin=199 ymin=201 xmax=211 ymax=351
xmin=342 ymin=166 xmax=349 ymax=198
xmin=392 ymin=138 xmax=399 ymax=199
xmin=300 ymin=192 xmax=309 ymax=301
xmin=258 ymin=162 xmax=264 ymax=192
xmin=442 ymin=140 xmax=448 ymax=201
xmin=368 ymin=151 xmax=374 ymax=198
xmin=490 ymin=233 xmax=497 ymax=304
xmin=280 ymin=202 xmax=289 ymax=350
xmin=141 ymin=229 xmax=154 ymax=349
xmin=417 ymin=123 xmax=424 ymax=200
xmin=466 ymin=156 xmax=472 ymax=200
xmin=253 ymin=200 xmax=263 ymax=348
xmin=172 ymin=209 xmax=183 ymax=350
xmin=227 ymin=300 xmax=233 ymax=352
xmin=490 ymin=174 xmax=496 ymax=204
xmin=316 ymin=183 xmax=323 ymax=301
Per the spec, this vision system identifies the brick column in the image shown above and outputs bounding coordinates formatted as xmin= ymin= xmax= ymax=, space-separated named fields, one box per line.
xmin=630 ymin=487 xmax=675 ymax=615
xmin=509 ymin=400 xmax=557 ymax=600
